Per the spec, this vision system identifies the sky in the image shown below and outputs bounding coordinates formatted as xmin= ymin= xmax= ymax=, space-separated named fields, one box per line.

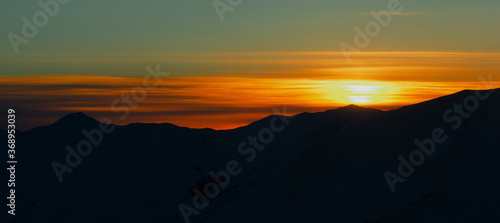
xmin=1 ymin=0 xmax=500 ymax=130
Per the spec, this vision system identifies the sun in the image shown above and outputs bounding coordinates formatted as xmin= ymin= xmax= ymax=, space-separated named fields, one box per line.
xmin=315 ymin=80 xmax=400 ymax=105
xmin=342 ymin=84 xmax=384 ymax=104
xmin=305 ymin=80 xmax=401 ymax=106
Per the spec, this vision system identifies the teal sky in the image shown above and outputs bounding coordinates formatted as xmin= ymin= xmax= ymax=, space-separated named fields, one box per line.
xmin=1 ymin=0 xmax=499 ymax=76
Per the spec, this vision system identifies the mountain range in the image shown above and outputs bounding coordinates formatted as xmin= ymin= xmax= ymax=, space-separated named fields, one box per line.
xmin=4 ymin=89 xmax=500 ymax=223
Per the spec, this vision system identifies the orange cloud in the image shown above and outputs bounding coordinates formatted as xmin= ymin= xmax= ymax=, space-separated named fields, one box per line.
xmin=2 ymin=75 xmax=500 ymax=131
xmin=2 ymin=51 xmax=500 ymax=130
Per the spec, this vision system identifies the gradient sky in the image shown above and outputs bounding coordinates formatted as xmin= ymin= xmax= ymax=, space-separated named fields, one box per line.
xmin=1 ymin=0 xmax=500 ymax=130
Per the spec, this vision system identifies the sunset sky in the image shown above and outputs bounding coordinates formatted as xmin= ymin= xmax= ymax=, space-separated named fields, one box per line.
xmin=1 ymin=0 xmax=500 ymax=130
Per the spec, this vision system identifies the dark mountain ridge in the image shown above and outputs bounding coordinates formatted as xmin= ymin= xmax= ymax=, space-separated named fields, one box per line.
xmin=6 ymin=89 xmax=500 ymax=223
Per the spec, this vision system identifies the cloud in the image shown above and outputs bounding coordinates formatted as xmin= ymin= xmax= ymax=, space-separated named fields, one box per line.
xmin=2 ymin=51 xmax=500 ymax=130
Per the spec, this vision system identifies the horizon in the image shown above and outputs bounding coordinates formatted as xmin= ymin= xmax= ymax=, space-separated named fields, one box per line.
xmin=2 ymin=1 xmax=500 ymax=131
xmin=7 ymin=87 xmax=499 ymax=132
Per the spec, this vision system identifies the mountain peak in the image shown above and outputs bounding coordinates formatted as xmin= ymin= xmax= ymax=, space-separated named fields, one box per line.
xmin=344 ymin=104 xmax=364 ymax=109
xmin=26 ymin=112 xmax=100 ymax=133
xmin=62 ymin=112 xmax=93 ymax=120
xmin=336 ymin=104 xmax=381 ymax=112
xmin=53 ymin=112 xmax=98 ymax=126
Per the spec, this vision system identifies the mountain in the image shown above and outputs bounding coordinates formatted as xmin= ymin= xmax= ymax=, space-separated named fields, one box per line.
xmin=5 ymin=89 xmax=500 ymax=223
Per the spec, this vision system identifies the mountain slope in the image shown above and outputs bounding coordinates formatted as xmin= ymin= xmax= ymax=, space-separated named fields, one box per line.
xmin=6 ymin=89 xmax=500 ymax=223
xmin=206 ymin=89 xmax=500 ymax=223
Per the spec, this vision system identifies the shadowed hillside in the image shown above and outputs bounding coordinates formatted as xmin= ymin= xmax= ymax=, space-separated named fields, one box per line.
xmin=6 ymin=89 xmax=500 ymax=223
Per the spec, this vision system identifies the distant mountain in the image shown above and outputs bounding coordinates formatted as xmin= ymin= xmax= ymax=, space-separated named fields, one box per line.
xmin=6 ymin=89 xmax=500 ymax=223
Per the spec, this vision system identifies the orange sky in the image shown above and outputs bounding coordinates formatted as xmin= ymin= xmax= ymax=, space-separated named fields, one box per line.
xmin=2 ymin=51 xmax=500 ymax=130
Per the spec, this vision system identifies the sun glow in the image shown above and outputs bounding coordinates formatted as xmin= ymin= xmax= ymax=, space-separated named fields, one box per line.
xmin=342 ymin=85 xmax=383 ymax=104
xmin=342 ymin=85 xmax=384 ymax=104
xmin=3 ymin=74 xmax=500 ymax=130
xmin=311 ymin=80 xmax=401 ymax=106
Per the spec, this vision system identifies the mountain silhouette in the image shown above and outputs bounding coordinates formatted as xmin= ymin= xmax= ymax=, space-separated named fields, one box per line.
xmin=7 ymin=89 xmax=500 ymax=223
